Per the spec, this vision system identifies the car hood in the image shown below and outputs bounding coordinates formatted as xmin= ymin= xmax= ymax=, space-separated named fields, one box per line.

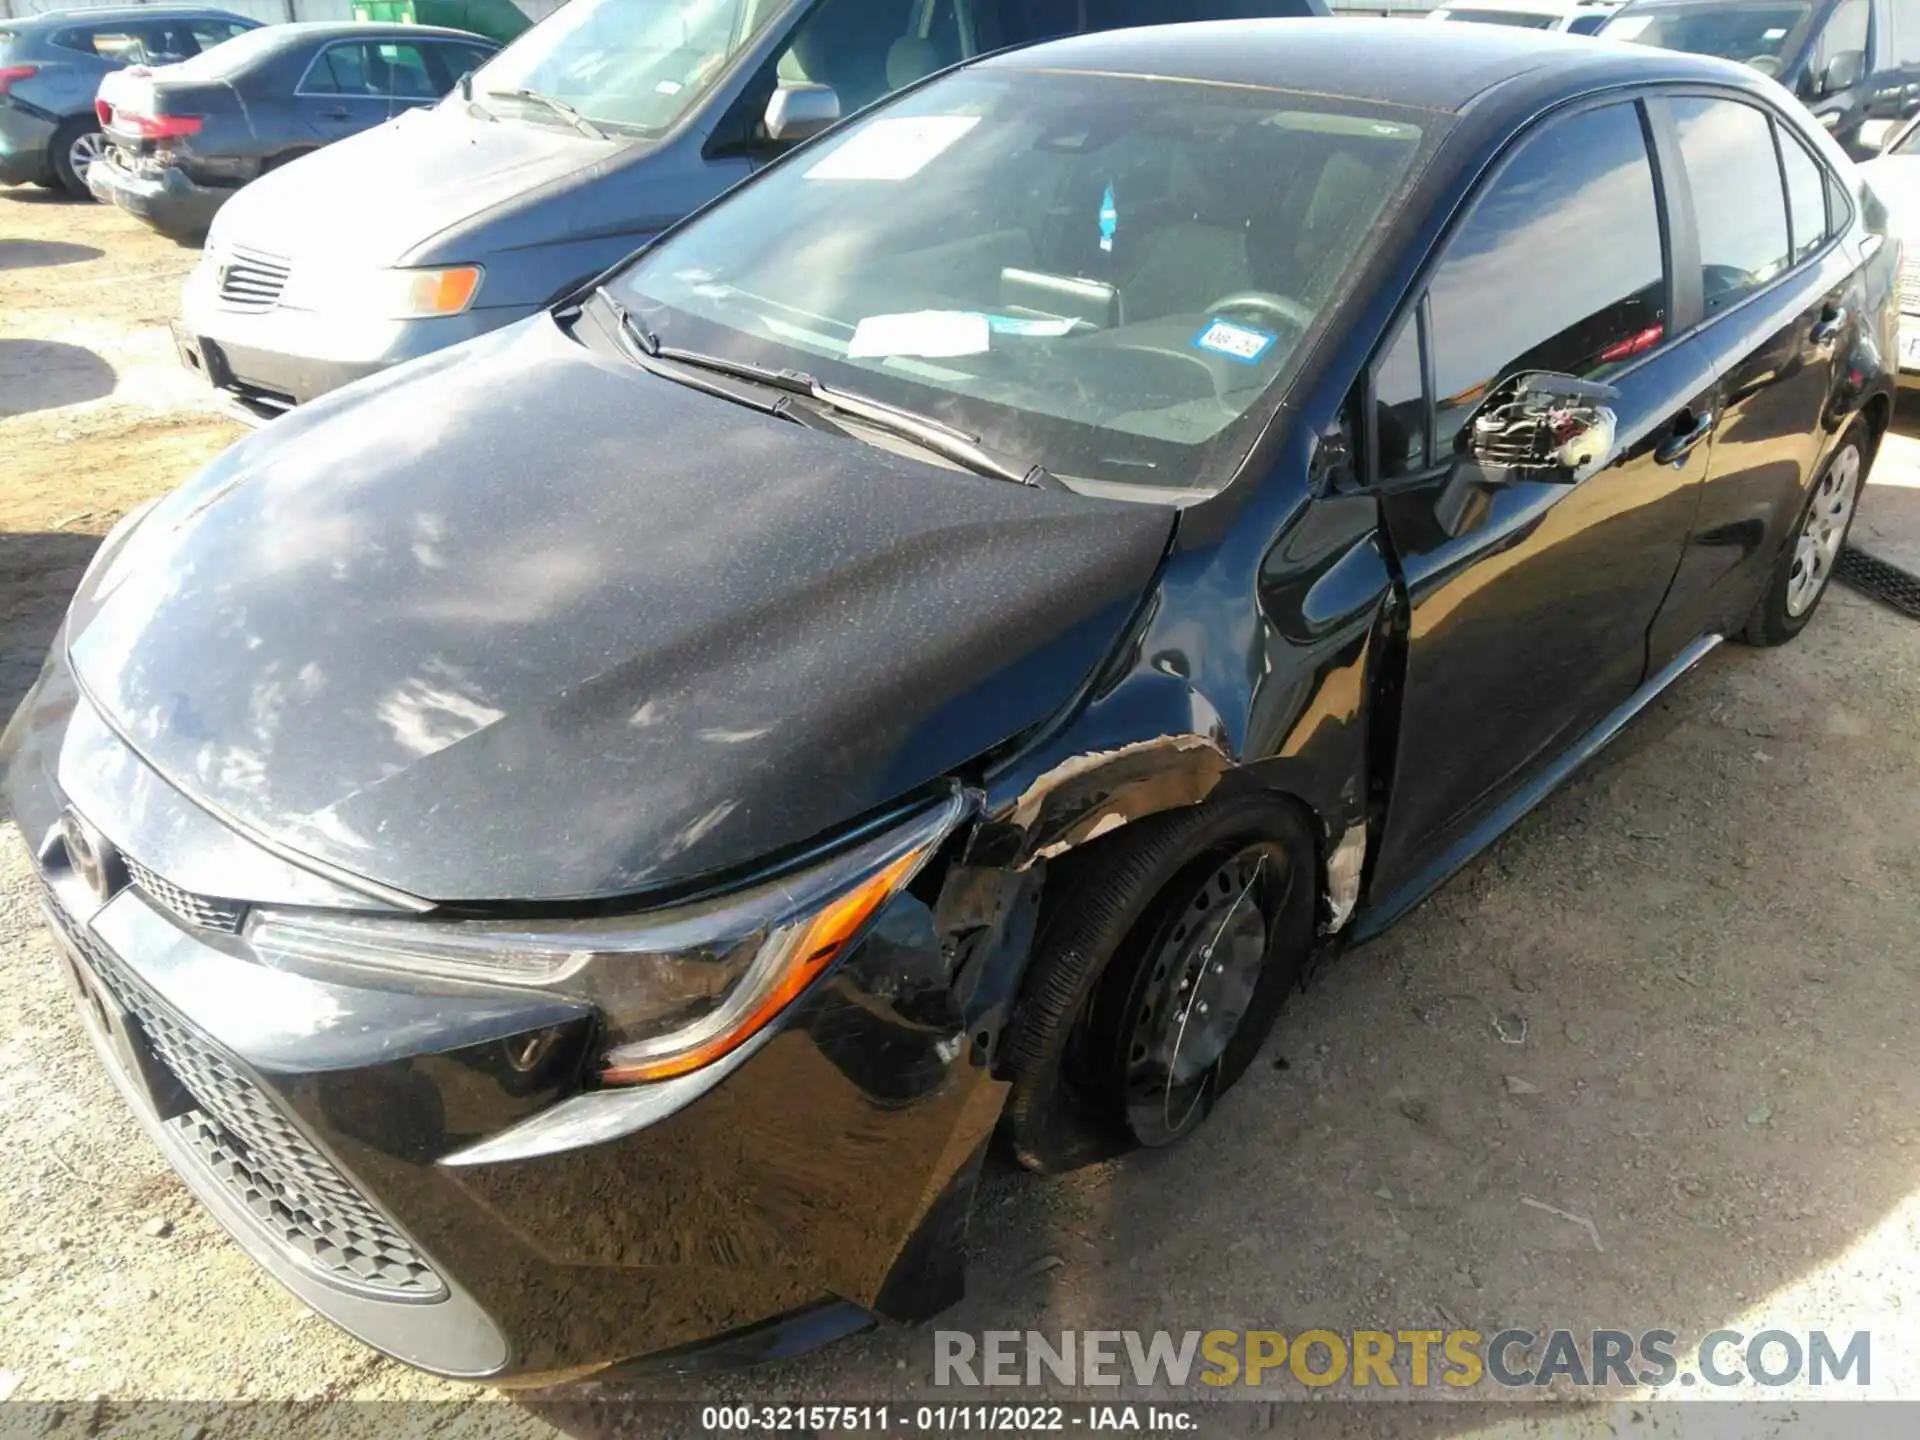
xmin=1861 ymin=153 xmax=1920 ymax=222
xmin=65 ymin=317 xmax=1174 ymax=903
xmin=211 ymin=104 xmax=632 ymax=267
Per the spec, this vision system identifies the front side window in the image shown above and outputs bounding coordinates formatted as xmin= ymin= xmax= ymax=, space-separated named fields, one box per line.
xmin=611 ymin=69 xmax=1426 ymax=499
xmin=471 ymin=0 xmax=788 ymax=136
xmin=1600 ymin=4 xmax=1813 ymax=80
xmin=1372 ymin=315 xmax=1428 ymax=480
xmin=1808 ymin=0 xmax=1869 ymax=82
xmin=1671 ymin=96 xmax=1791 ymax=314
xmin=1778 ymin=122 xmax=1830 ymax=260
xmin=773 ymin=0 xmax=930 ymax=114
xmin=1425 ymin=102 xmax=1666 ymax=455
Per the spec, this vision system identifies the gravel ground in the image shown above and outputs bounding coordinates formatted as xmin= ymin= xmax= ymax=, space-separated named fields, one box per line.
xmin=6 ymin=185 xmax=1920 ymax=1438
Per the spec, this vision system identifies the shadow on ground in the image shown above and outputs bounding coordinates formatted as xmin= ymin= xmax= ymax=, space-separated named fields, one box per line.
xmin=0 ymin=339 xmax=114 ymax=418
xmin=0 ymin=186 xmax=85 ymax=208
xmin=0 ymin=531 xmax=97 ymax=725
xmin=0 ymin=239 xmax=101 ymax=271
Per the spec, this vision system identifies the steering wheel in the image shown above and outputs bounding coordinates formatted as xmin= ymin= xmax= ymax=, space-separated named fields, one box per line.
xmin=1204 ymin=290 xmax=1317 ymax=333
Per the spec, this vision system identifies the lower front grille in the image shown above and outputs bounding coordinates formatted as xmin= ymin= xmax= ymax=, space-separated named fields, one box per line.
xmin=42 ymin=885 xmax=445 ymax=1300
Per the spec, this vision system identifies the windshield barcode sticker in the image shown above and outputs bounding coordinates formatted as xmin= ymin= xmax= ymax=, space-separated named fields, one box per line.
xmin=805 ymin=116 xmax=980 ymax=182
xmin=1193 ymin=318 xmax=1278 ymax=365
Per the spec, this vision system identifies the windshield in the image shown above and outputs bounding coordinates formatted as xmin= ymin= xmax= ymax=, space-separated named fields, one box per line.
xmin=608 ymin=69 xmax=1425 ymax=500
xmin=1600 ymin=3 xmax=1813 ymax=72
xmin=156 ymin=26 xmax=284 ymax=78
xmin=471 ymin=0 xmax=788 ymax=136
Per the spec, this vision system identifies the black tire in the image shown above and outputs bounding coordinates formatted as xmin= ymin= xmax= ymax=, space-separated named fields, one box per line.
xmin=1739 ymin=418 xmax=1872 ymax=647
xmin=999 ymin=793 xmax=1317 ymax=1174
xmin=31 ymin=177 xmax=62 ymax=191
xmin=50 ymin=116 xmax=103 ymax=199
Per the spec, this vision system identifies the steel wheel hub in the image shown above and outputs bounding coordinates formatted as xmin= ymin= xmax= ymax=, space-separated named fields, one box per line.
xmin=1787 ymin=442 xmax=1861 ymax=618
xmin=1121 ymin=845 xmax=1279 ymax=1145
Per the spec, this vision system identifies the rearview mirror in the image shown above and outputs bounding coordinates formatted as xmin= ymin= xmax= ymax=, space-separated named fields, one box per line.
xmin=1821 ymin=48 xmax=1865 ymax=95
xmin=1467 ymin=370 xmax=1620 ymax=484
xmin=764 ymin=83 xmax=840 ymax=145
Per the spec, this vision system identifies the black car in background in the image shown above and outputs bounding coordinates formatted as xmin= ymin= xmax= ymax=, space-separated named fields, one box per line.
xmin=0 ymin=5 xmax=257 ymax=196
xmin=2 ymin=19 xmax=1894 ymax=1382
xmin=86 ymin=22 xmax=498 ymax=242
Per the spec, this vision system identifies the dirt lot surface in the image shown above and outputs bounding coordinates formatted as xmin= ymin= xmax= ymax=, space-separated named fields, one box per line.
xmin=7 ymin=186 xmax=1920 ymax=1438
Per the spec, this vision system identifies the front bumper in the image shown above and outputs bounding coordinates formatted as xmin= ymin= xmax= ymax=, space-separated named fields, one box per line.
xmin=0 ymin=99 xmax=57 ymax=185
xmin=3 ymin=646 xmax=1009 ymax=1379
xmin=87 ymin=150 xmax=232 ymax=242
xmin=177 ymin=254 xmax=532 ymax=406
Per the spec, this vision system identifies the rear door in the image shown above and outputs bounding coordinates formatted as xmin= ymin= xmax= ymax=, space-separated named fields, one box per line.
xmin=1366 ymin=98 xmax=1720 ymax=899
xmin=1646 ymin=92 xmax=1864 ymax=657
xmin=293 ymin=39 xmax=400 ymax=141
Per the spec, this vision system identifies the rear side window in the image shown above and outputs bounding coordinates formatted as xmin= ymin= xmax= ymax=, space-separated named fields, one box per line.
xmin=1671 ymin=97 xmax=1790 ymax=315
xmin=1777 ymin=123 xmax=1830 ymax=261
xmin=1425 ymin=102 xmax=1667 ymax=456
xmin=190 ymin=20 xmax=251 ymax=49
xmin=303 ymin=40 xmax=437 ymax=97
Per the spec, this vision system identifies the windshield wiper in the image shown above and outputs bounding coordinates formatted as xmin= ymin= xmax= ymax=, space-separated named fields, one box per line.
xmin=645 ymin=344 xmax=1060 ymax=489
xmin=586 ymin=292 xmax=1057 ymax=487
xmin=487 ymin=87 xmax=605 ymax=140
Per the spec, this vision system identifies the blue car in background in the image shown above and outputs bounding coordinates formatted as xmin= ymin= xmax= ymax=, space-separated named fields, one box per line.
xmin=0 ymin=4 xmax=259 ymax=196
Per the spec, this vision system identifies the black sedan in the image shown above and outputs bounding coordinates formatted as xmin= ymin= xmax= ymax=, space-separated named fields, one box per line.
xmin=2 ymin=19 xmax=1891 ymax=1381
xmin=86 ymin=21 xmax=496 ymax=241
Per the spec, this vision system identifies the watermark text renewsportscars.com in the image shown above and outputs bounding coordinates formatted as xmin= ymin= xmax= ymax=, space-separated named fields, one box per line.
xmin=933 ymin=1328 xmax=1871 ymax=1391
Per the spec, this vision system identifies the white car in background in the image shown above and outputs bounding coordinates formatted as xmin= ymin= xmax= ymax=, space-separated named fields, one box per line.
xmin=1425 ymin=0 xmax=1624 ymax=32
xmin=1863 ymin=116 xmax=1920 ymax=378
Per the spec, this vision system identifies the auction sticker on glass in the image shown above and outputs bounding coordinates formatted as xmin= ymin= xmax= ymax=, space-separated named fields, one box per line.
xmin=1193 ymin=318 xmax=1279 ymax=365
xmin=805 ymin=116 xmax=980 ymax=182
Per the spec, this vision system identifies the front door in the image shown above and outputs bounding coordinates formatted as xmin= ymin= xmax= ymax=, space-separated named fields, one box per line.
xmin=1367 ymin=99 xmax=1720 ymax=900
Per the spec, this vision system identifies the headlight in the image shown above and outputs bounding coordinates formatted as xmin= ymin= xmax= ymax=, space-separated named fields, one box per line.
xmin=245 ymin=787 xmax=968 ymax=1085
xmin=276 ymin=263 xmax=483 ymax=320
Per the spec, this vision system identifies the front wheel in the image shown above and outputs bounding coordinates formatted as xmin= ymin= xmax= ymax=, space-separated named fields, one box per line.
xmin=1740 ymin=419 xmax=1869 ymax=646
xmin=998 ymin=794 xmax=1317 ymax=1173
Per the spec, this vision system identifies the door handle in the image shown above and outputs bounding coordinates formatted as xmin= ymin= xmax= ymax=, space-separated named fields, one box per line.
xmin=1811 ymin=306 xmax=1848 ymax=348
xmin=317 ymin=108 xmax=351 ymax=121
xmin=1654 ymin=409 xmax=1714 ymax=467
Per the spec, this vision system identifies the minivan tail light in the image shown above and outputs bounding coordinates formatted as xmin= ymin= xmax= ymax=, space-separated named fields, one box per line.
xmin=0 ymin=63 xmax=38 ymax=94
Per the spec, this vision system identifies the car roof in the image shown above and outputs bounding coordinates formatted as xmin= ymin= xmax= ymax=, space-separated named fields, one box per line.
xmin=982 ymin=16 xmax=1760 ymax=113
xmin=13 ymin=4 xmax=254 ymax=26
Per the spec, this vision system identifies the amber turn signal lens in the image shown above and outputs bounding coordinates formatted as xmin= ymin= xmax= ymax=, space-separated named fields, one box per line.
xmin=409 ymin=266 xmax=483 ymax=316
